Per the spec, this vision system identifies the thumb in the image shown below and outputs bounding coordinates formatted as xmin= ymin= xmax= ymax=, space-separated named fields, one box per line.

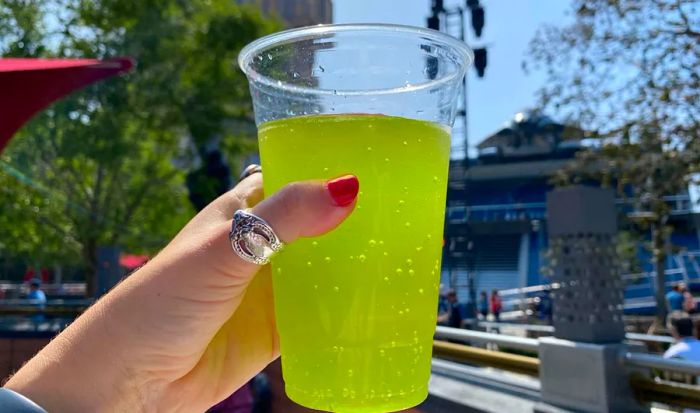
xmin=252 ymin=174 xmax=360 ymax=244
xmin=202 ymin=174 xmax=360 ymax=285
xmin=148 ymin=174 xmax=360 ymax=293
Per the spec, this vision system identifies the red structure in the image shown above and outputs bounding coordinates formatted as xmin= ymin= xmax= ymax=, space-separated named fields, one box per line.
xmin=0 ymin=57 xmax=133 ymax=153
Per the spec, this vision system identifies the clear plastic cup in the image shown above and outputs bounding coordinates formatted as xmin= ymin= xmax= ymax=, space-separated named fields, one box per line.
xmin=239 ymin=24 xmax=471 ymax=413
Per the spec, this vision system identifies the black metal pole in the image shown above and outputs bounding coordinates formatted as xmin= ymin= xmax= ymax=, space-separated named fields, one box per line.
xmin=458 ymin=7 xmax=468 ymax=164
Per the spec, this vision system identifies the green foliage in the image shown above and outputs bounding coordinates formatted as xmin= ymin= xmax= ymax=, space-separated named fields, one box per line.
xmin=0 ymin=0 xmax=280 ymax=290
xmin=528 ymin=0 xmax=700 ymax=323
xmin=616 ymin=230 xmax=643 ymax=276
xmin=527 ymin=0 xmax=699 ymax=139
xmin=530 ymin=0 xmax=700 ymax=229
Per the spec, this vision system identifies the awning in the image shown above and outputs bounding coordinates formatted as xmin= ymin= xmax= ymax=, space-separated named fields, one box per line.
xmin=0 ymin=57 xmax=133 ymax=153
xmin=119 ymin=254 xmax=149 ymax=270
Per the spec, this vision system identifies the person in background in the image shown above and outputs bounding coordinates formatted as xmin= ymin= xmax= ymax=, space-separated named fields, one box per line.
xmin=479 ymin=291 xmax=489 ymax=320
xmin=22 ymin=267 xmax=50 ymax=284
xmin=665 ymin=317 xmax=700 ymax=359
xmin=27 ymin=278 xmax=47 ymax=307
xmin=664 ymin=317 xmax=700 ymax=398
xmin=40 ymin=267 xmax=50 ymax=283
xmin=23 ymin=266 xmax=35 ymax=283
xmin=682 ymin=284 xmax=697 ymax=314
xmin=446 ymin=289 xmax=464 ymax=328
xmin=667 ymin=283 xmax=685 ymax=313
xmin=438 ymin=289 xmax=463 ymax=328
xmin=490 ymin=289 xmax=503 ymax=322
xmin=437 ymin=284 xmax=449 ymax=324
xmin=26 ymin=278 xmax=47 ymax=325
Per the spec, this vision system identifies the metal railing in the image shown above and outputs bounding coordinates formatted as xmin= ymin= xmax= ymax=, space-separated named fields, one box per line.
xmin=498 ymin=267 xmax=689 ymax=298
xmin=435 ymin=326 xmax=539 ymax=352
xmin=436 ymin=326 xmax=700 ymax=377
xmin=446 ymin=202 xmax=546 ymax=223
xmin=0 ymin=299 xmax=93 ymax=316
xmin=478 ymin=321 xmax=676 ymax=344
xmin=0 ymin=299 xmax=93 ymax=306
xmin=433 ymin=340 xmax=539 ymax=377
xmin=0 ymin=282 xmax=86 ymax=295
xmin=631 ymin=376 xmax=700 ymax=410
xmin=431 ymin=332 xmax=700 ymax=410
xmin=496 ymin=264 xmax=700 ymax=314
xmin=625 ymin=332 xmax=675 ymax=345
xmin=480 ymin=321 xmax=553 ymax=333
xmin=445 ymin=194 xmax=695 ymax=223
xmin=431 ymin=358 xmax=541 ymax=396
xmin=624 ymin=352 xmax=700 ymax=376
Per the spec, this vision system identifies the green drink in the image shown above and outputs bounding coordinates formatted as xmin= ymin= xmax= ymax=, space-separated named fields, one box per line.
xmin=259 ymin=114 xmax=450 ymax=412
xmin=239 ymin=24 xmax=471 ymax=412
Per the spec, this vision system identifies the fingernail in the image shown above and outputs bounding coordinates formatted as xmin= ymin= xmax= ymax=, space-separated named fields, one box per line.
xmin=326 ymin=175 xmax=359 ymax=207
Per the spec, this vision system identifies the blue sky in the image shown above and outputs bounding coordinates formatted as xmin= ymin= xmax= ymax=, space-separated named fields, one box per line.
xmin=333 ymin=0 xmax=571 ymax=156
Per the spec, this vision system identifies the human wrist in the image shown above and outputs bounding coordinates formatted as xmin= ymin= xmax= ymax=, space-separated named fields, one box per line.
xmin=5 ymin=340 xmax=150 ymax=413
xmin=5 ymin=299 xmax=161 ymax=412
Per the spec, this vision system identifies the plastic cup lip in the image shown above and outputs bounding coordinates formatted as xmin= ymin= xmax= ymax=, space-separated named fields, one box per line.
xmin=238 ymin=23 xmax=473 ymax=97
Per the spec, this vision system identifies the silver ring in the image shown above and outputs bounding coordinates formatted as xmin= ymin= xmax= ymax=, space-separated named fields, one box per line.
xmin=239 ymin=164 xmax=262 ymax=182
xmin=229 ymin=209 xmax=283 ymax=265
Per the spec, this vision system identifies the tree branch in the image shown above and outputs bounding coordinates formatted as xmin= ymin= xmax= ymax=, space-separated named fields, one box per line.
xmin=671 ymin=0 xmax=700 ymax=39
xmin=90 ymin=164 xmax=104 ymax=225
xmin=45 ymin=118 xmax=91 ymax=205
xmin=107 ymin=168 xmax=180 ymax=246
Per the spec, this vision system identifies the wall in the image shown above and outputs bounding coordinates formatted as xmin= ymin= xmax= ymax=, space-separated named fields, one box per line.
xmin=0 ymin=335 xmax=51 ymax=381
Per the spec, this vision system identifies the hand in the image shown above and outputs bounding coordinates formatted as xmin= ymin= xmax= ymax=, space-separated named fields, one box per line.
xmin=5 ymin=173 xmax=359 ymax=413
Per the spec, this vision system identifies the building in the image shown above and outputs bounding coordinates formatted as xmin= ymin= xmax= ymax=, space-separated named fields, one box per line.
xmin=238 ymin=0 xmax=332 ymax=27
xmin=442 ymin=111 xmax=700 ymax=313
xmin=237 ymin=0 xmax=332 ymax=169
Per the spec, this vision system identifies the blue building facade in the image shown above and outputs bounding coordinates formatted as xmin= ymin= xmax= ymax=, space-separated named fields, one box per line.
xmin=442 ymin=112 xmax=700 ymax=313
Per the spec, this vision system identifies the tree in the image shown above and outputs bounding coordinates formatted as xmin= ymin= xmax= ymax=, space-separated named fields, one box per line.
xmin=0 ymin=0 xmax=279 ymax=295
xmin=527 ymin=0 xmax=700 ymax=326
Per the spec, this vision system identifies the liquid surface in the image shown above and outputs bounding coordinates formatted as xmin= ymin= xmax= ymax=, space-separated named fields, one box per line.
xmin=259 ymin=114 xmax=450 ymax=413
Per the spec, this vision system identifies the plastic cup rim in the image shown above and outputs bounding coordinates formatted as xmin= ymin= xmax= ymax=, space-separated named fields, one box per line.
xmin=238 ymin=23 xmax=474 ymax=97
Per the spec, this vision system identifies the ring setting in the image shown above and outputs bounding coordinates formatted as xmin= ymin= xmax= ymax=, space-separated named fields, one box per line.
xmin=238 ymin=164 xmax=262 ymax=182
xmin=229 ymin=209 xmax=284 ymax=265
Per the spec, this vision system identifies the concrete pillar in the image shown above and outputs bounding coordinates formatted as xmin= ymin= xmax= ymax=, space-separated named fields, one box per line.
xmin=547 ymin=186 xmax=624 ymax=342
xmin=537 ymin=186 xmax=647 ymax=413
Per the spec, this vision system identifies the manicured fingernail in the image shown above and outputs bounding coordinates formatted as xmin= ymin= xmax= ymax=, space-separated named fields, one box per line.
xmin=326 ymin=175 xmax=359 ymax=207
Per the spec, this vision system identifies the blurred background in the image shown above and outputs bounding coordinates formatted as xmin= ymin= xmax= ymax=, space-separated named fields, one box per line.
xmin=0 ymin=1 xmax=698 ymax=412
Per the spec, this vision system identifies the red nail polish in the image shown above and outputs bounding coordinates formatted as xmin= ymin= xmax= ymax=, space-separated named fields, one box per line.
xmin=326 ymin=175 xmax=359 ymax=207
